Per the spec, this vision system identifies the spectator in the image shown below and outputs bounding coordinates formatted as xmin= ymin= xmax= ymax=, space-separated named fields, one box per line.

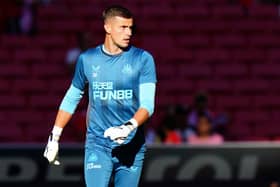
xmin=270 ymin=182 xmax=279 ymax=187
xmin=65 ymin=31 xmax=92 ymax=73
xmin=187 ymin=92 xmax=212 ymax=129
xmin=4 ymin=0 xmax=37 ymax=35
xmin=144 ymin=126 xmax=161 ymax=145
xmin=188 ymin=114 xmax=224 ymax=145
xmin=157 ymin=104 xmax=193 ymax=144
xmin=19 ymin=0 xmax=37 ymax=35
xmin=187 ymin=92 xmax=229 ymax=136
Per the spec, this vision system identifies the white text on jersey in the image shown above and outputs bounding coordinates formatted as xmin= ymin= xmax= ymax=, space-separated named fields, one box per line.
xmin=93 ymin=82 xmax=133 ymax=100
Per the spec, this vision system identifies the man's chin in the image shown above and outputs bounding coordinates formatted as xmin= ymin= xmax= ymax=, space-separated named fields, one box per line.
xmin=119 ymin=44 xmax=131 ymax=51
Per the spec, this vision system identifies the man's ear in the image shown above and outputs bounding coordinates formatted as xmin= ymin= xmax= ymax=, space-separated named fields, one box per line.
xmin=104 ymin=23 xmax=111 ymax=34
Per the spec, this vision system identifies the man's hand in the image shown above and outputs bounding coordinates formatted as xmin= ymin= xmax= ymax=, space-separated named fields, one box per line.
xmin=104 ymin=119 xmax=138 ymax=144
xmin=43 ymin=126 xmax=63 ymax=165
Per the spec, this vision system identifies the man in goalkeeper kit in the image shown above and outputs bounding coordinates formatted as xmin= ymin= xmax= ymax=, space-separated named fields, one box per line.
xmin=43 ymin=5 xmax=157 ymax=187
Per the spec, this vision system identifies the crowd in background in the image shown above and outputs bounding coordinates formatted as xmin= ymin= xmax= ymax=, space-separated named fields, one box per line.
xmin=1 ymin=0 xmax=280 ymax=144
xmin=145 ymin=92 xmax=229 ymax=145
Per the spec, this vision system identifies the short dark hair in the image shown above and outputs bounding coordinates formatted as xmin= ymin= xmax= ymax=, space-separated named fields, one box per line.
xmin=102 ymin=5 xmax=132 ymax=22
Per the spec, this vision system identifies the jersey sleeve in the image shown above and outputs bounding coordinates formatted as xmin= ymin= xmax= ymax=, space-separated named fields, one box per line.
xmin=71 ymin=54 xmax=87 ymax=90
xmin=140 ymin=51 xmax=157 ymax=84
xmin=139 ymin=83 xmax=156 ymax=116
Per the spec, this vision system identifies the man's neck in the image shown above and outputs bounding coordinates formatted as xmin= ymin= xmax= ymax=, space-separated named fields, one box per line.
xmin=102 ymin=45 xmax=121 ymax=55
xmin=103 ymin=37 xmax=123 ymax=55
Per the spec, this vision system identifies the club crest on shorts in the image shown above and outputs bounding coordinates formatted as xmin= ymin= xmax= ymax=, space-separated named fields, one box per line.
xmin=88 ymin=152 xmax=98 ymax=162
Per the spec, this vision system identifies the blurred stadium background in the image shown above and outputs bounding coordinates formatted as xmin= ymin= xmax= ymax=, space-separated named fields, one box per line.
xmin=1 ymin=0 xmax=280 ymax=186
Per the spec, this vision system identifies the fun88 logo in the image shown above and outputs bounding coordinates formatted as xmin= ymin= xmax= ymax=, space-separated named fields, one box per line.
xmin=93 ymin=81 xmax=133 ymax=100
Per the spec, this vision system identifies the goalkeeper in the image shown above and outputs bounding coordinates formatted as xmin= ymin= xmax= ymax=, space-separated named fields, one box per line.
xmin=43 ymin=5 xmax=157 ymax=187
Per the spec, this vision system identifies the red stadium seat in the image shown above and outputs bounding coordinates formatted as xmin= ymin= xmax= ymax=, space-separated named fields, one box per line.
xmin=177 ymin=63 xmax=212 ymax=78
xmin=213 ymin=34 xmax=247 ymax=48
xmin=37 ymin=5 xmax=71 ymax=19
xmin=252 ymin=64 xmax=280 ymax=78
xmin=175 ymin=5 xmax=209 ymax=18
xmin=233 ymin=79 xmax=269 ymax=93
xmin=0 ymin=95 xmax=26 ymax=109
xmin=29 ymin=94 xmax=62 ymax=109
xmin=0 ymin=49 xmax=11 ymax=62
xmin=13 ymin=79 xmax=49 ymax=94
xmin=267 ymin=48 xmax=280 ymax=61
xmin=0 ymin=80 xmax=10 ymax=93
xmin=211 ymin=5 xmax=244 ymax=18
xmin=34 ymin=35 xmax=66 ymax=49
xmin=194 ymin=48 xmax=230 ymax=63
xmin=0 ymin=64 xmax=28 ymax=78
xmin=216 ymin=96 xmax=252 ymax=109
xmin=196 ymin=80 xmax=232 ymax=94
xmin=14 ymin=49 xmax=46 ymax=63
xmin=226 ymin=122 xmax=252 ymax=140
xmin=0 ymin=120 xmax=23 ymax=142
xmin=31 ymin=63 xmax=67 ymax=78
xmin=249 ymin=4 xmax=278 ymax=18
xmin=25 ymin=124 xmax=51 ymax=142
xmin=0 ymin=35 xmax=30 ymax=48
xmin=215 ymin=63 xmax=247 ymax=78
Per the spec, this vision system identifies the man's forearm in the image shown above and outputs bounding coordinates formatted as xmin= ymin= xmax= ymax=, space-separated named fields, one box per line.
xmin=44 ymin=109 xmax=72 ymax=165
xmin=132 ymin=108 xmax=149 ymax=127
xmin=54 ymin=109 xmax=73 ymax=128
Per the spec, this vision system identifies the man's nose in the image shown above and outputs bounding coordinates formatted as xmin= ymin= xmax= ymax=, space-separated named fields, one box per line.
xmin=126 ymin=27 xmax=132 ymax=36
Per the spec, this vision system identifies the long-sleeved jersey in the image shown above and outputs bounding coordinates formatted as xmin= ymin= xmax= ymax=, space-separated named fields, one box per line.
xmin=63 ymin=45 xmax=157 ymax=148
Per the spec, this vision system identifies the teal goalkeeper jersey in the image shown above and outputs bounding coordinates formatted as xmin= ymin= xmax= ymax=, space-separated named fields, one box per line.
xmin=71 ymin=45 xmax=157 ymax=148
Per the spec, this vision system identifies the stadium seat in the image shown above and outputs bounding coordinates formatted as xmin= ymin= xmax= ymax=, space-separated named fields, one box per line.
xmin=249 ymin=4 xmax=278 ymax=18
xmin=226 ymin=122 xmax=252 ymax=141
xmin=0 ymin=120 xmax=22 ymax=142
xmin=0 ymin=49 xmax=11 ymax=62
xmin=215 ymin=63 xmax=247 ymax=77
xmin=31 ymin=63 xmax=67 ymax=78
xmin=252 ymin=64 xmax=280 ymax=77
xmin=14 ymin=49 xmax=46 ymax=63
xmin=0 ymin=35 xmax=30 ymax=48
xmin=13 ymin=79 xmax=49 ymax=94
xmin=34 ymin=35 xmax=66 ymax=49
xmin=211 ymin=5 xmax=244 ymax=18
xmin=177 ymin=63 xmax=212 ymax=78
xmin=29 ymin=94 xmax=62 ymax=109
xmin=0 ymin=95 xmax=26 ymax=109
xmin=37 ymin=4 xmax=71 ymax=19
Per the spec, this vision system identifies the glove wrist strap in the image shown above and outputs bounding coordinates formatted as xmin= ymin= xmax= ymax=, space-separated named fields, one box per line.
xmin=128 ymin=118 xmax=138 ymax=130
xmin=51 ymin=126 xmax=63 ymax=141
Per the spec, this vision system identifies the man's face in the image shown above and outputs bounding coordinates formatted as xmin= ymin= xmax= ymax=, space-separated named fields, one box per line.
xmin=197 ymin=117 xmax=211 ymax=135
xmin=105 ymin=16 xmax=133 ymax=49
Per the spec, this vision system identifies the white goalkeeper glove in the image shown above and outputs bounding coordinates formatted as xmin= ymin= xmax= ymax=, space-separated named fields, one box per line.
xmin=104 ymin=118 xmax=138 ymax=144
xmin=43 ymin=126 xmax=63 ymax=165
